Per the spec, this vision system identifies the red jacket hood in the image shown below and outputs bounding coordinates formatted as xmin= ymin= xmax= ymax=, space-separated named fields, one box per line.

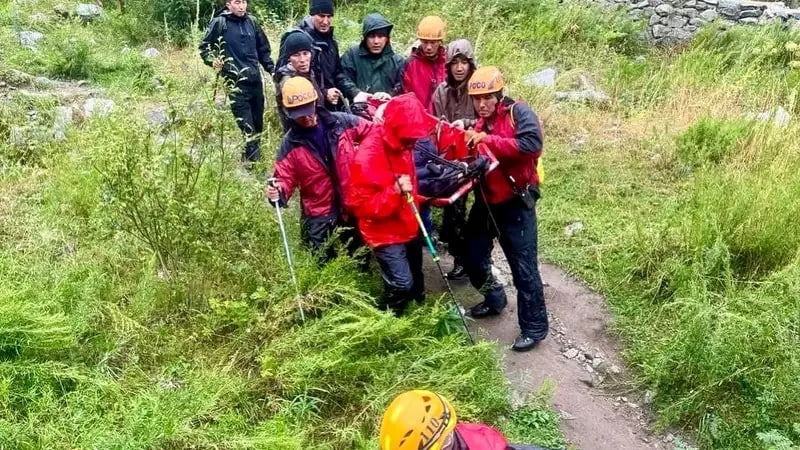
xmin=382 ymin=93 xmax=438 ymax=150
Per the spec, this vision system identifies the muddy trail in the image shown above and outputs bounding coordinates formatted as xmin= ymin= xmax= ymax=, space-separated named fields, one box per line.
xmin=424 ymin=249 xmax=682 ymax=450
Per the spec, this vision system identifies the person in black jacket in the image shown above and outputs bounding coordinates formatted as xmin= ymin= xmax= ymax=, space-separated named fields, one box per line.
xmin=296 ymin=0 xmax=346 ymax=110
xmin=199 ymin=0 xmax=274 ymax=163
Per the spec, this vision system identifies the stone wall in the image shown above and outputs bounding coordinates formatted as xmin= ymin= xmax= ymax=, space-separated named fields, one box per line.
xmin=606 ymin=0 xmax=800 ymax=45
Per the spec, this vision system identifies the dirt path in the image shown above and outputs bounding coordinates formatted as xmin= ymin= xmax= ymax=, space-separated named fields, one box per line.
xmin=425 ymin=250 xmax=677 ymax=450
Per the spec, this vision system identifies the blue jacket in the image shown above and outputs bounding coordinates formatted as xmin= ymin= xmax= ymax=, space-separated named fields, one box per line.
xmin=199 ymin=10 xmax=274 ymax=85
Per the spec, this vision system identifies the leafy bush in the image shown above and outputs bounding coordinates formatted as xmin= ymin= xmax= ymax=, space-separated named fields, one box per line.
xmin=676 ymin=116 xmax=753 ymax=166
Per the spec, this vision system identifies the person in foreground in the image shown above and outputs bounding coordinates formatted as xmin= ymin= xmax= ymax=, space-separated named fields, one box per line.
xmin=379 ymin=390 xmax=550 ymax=450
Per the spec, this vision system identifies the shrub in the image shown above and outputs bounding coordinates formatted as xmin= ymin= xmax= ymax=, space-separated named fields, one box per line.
xmin=676 ymin=116 xmax=753 ymax=166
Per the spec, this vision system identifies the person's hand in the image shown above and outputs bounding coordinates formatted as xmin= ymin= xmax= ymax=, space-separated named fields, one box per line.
xmin=326 ymin=88 xmax=341 ymax=105
xmin=396 ymin=175 xmax=413 ymax=194
xmin=374 ymin=102 xmax=388 ymax=124
xmin=266 ymin=185 xmax=281 ymax=202
xmin=373 ymin=92 xmax=391 ymax=101
xmin=465 ymin=130 xmax=488 ymax=146
xmin=451 ymin=119 xmax=465 ymax=130
xmin=353 ymin=91 xmax=371 ymax=103
xmin=212 ymin=59 xmax=224 ymax=72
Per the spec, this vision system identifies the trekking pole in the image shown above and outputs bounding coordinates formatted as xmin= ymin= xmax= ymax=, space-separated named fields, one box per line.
xmin=404 ymin=192 xmax=475 ymax=345
xmin=268 ymin=178 xmax=305 ymax=322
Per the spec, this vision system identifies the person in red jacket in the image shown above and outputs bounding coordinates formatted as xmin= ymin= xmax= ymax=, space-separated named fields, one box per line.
xmin=402 ymin=16 xmax=447 ymax=113
xmin=463 ymin=66 xmax=548 ymax=352
xmin=379 ymin=390 xmax=550 ymax=450
xmin=267 ymin=76 xmax=373 ymax=263
xmin=347 ymin=94 xmax=438 ymax=314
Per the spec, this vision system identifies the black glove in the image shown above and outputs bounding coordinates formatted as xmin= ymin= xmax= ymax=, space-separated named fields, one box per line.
xmin=350 ymin=102 xmax=371 ymax=120
xmin=465 ymin=156 xmax=489 ymax=178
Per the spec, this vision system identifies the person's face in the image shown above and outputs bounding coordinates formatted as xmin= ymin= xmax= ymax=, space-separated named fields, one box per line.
xmin=450 ymin=56 xmax=470 ymax=82
xmin=366 ymin=32 xmax=388 ymax=55
xmin=226 ymin=0 xmax=247 ymax=17
xmin=289 ymin=50 xmax=312 ymax=74
xmin=294 ymin=111 xmax=318 ymax=128
xmin=420 ymin=39 xmax=442 ymax=59
xmin=472 ymin=94 xmax=499 ymax=119
xmin=312 ymin=14 xmax=333 ymax=33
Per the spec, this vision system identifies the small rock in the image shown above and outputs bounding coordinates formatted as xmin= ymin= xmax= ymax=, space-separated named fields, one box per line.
xmin=689 ymin=17 xmax=706 ymax=25
xmin=77 ymin=80 xmax=89 ymax=87
xmin=584 ymin=352 xmax=594 ymax=361
xmin=664 ymin=433 xmax=675 ymax=443
xmin=578 ymin=353 xmax=586 ymax=362
xmin=755 ymin=106 xmax=792 ymax=126
xmin=679 ymin=8 xmax=700 ymax=18
xmin=630 ymin=0 xmax=650 ymax=8
xmin=34 ymin=76 xmax=56 ymax=88
xmin=142 ymin=47 xmax=161 ymax=58
xmin=491 ymin=264 xmax=511 ymax=286
xmin=145 ymin=107 xmax=169 ymax=128
xmin=157 ymin=379 xmax=184 ymax=390
xmin=628 ymin=402 xmax=640 ymax=408
xmin=564 ymin=348 xmax=579 ymax=359
xmin=700 ymin=9 xmax=719 ymax=20
xmin=17 ymin=31 xmax=44 ymax=50
xmin=53 ymin=4 xmax=70 ymax=19
xmin=739 ymin=17 xmax=760 ymax=24
xmin=565 ymin=221 xmax=584 ymax=238
xmin=685 ymin=0 xmax=698 ymax=7
xmin=62 ymin=244 xmax=77 ymax=255
xmin=592 ymin=357 xmax=604 ymax=369
xmin=83 ymin=98 xmax=115 ymax=118
xmin=649 ymin=13 xmax=662 ymax=25
xmin=642 ymin=390 xmax=655 ymax=405
xmin=559 ymin=410 xmax=577 ymax=421
xmin=635 ymin=55 xmax=647 ymax=63
xmin=655 ymin=4 xmax=674 ymax=15
xmin=701 ymin=0 xmax=718 ymax=4
xmin=75 ymin=4 xmax=102 ymax=23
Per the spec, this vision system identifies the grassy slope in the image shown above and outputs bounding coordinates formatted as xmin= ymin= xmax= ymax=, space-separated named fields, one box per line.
xmin=0 ymin=1 xmax=565 ymax=449
xmin=3 ymin=0 xmax=800 ymax=448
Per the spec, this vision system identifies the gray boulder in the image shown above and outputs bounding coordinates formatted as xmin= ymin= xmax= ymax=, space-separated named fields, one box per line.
xmin=555 ymin=89 xmax=610 ymax=104
xmin=523 ymin=68 xmax=558 ymax=88
xmin=667 ymin=15 xmax=689 ymax=27
xmin=719 ymin=0 xmax=741 ymax=18
xmin=754 ymin=106 xmax=792 ymax=126
xmin=656 ymin=4 xmax=674 ymax=15
xmin=700 ymin=9 xmax=719 ymax=20
xmin=18 ymin=31 xmax=44 ymax=50
xmin=83 ymin=98 xmax=115 ymax=118
xmin=75 ymin=4 xmax=102 ymax=22
xmin=142 ymin=48 xmax=161 ymax=58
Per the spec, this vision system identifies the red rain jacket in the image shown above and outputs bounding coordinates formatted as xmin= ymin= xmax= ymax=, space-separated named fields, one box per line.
xmin=475 ymin=98 xmax=544 ymax=205
xmin=402 ymin=46 xmax=447 ymax=114
xmin=347 ymin=94 xmax=438 ymax=247
xmin=273 ymin=111 xmax=373 ymax=217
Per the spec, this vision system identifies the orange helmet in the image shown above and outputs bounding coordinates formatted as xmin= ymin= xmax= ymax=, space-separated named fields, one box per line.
xmin=379 ymin=390 xmax=457 ymax=450
xmin=468 ymin=66 xmax=505 ymax=96
xmin=417 ymin=16 xmax=446 ymax=41
xmin=281 ymin=76 xmax=318 ymax=118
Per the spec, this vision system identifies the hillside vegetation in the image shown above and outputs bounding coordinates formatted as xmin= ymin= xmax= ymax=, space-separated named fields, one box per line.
xmin=1 ymin=0 xmax=800 ymax=448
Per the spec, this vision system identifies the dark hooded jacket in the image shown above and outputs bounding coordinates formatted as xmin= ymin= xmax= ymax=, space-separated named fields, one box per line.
xmin=199 ymin=8 xmax=274 ymax=84
xmin=432 ymin=39 xmax=478 ymax=128
xmin=298 ymin=16 xmax=345 ymax=92
xmin=339 ymin=13 xmax=405 ymax=100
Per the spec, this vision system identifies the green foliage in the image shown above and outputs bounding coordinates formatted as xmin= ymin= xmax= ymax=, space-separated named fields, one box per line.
xmin=676 ymin=116 xmax=753 ymax=166
xmin=501 ymin=384 xmax=567 ymax=449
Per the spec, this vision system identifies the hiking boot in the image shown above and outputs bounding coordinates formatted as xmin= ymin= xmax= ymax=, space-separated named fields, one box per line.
xmin=468 ymin=302 xmax=501 ymax=319
xmin=511 ymin=334 xmax=542 ymax=352
xmin=446 ymin=264 xmax=467 ymax=280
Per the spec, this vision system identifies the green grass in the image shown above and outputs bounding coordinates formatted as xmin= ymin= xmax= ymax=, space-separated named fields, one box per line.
xmin=4 ymin=0 xmax=800 ymax=447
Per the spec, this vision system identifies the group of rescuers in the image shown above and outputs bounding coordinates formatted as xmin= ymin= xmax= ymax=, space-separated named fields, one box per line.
xmin=201 ymin=1 xmax=549 ymax=448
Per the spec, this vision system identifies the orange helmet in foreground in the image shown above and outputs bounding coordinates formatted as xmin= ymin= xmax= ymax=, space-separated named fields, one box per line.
xmin=379 ymin=390 xmax=458 ymax=450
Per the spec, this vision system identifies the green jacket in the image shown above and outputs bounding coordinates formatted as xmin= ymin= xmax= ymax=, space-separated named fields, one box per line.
xmin=339 ymin=13 xmax=405 ymax=99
